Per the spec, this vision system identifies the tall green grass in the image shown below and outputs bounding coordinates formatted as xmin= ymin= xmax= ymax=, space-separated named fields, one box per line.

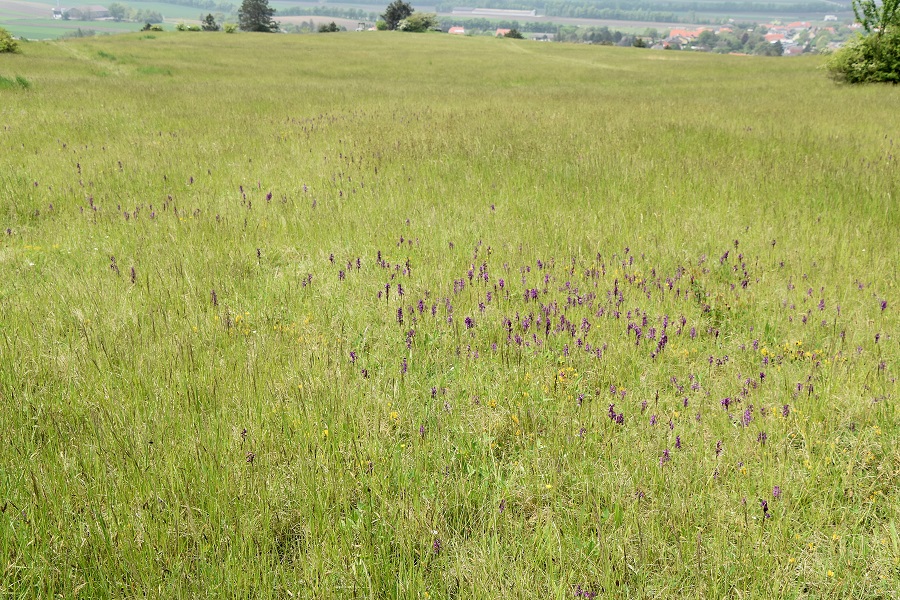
xmin=0 ymin=33 xmax=897 ymax=598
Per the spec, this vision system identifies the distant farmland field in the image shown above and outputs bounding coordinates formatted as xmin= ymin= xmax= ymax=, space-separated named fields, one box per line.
xmin=0 ymin=0 xmax=209 ymax=39
xmin=0 ymin=32 xmax=897 ymax=598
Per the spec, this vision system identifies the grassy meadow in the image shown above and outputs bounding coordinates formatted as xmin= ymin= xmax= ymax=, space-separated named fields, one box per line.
xmin=0 ymin=32 xmax=898 ymax=598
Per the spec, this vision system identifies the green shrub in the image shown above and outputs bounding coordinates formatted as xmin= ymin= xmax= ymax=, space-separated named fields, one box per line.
xmin=224 ymin=23 xmax=238 ymax=33
xmin=176 ymin=23 xmax=188 ymax=31
xmin=397 ymin=12 xmax=438 ymax=32
xmin=826 ymin=28 xmax=900 ymax=83
xmin=0 ymin=26 xmax=20 ymax=53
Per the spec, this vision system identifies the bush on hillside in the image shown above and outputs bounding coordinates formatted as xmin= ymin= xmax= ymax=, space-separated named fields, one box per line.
xmin=397 ymin=12 xmax=438 ymax=32
xmin=0 ymin=26 xmax=20 ymax=53
xmin=828 ymin=0 xmax=900 ymax=83
xmin=826 ymin=28 xmax=900 ymax=83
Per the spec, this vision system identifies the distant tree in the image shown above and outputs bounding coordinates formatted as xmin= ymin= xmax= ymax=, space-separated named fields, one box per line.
xmin=238 ymin=0 xmax=278 ymax=32
xmin=504 ymin=28 xmax=524 ymax=38
xmin=108 ymin=3 xmax=128 ymax=21
xmin=398 ymin=12 xmax=438 ymax=32
xmin=632 ymin=36 xmax=647 ymax=47
xmin=0 ymin=26 xmax=20 ymax=53
xmin=381 ymin=0 xmax=413 ymax=30
xmin=754 ymin=40 xmax=783 ymax=56
xmin=318 ymin=21 xmax=340 ymax=32
xmin=202 ymin=13 xmax=220 ymax=31
xmin=696 ymin=30 xmax=717 ymax=46
xmin=814 ymin=33 xmax=832 ymax=52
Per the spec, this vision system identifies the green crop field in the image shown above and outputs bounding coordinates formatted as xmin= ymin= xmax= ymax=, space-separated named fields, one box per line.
xmin=0 ymin=32 xmax=898 ymax=598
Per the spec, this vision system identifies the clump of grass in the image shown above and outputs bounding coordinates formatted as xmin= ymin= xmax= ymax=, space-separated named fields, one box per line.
xmin=136 ymin=65 xmax=172 ymax=76
xmin=0 ymin=74 xmax=29 ymax=89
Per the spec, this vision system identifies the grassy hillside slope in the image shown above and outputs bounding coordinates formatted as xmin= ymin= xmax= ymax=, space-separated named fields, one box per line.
xmin=0 ymin=32 xmax=898 ymax=598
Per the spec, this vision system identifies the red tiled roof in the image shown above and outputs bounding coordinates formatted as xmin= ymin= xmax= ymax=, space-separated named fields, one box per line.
xmin=668 ymin=28 xmax=701 ymax=38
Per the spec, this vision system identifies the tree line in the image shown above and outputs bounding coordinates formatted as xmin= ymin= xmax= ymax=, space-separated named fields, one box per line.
xmin=278 ymin=6 xmax=380 ymax=20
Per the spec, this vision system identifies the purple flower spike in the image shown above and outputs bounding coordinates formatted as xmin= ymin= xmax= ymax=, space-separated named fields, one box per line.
xmin=742 ymin=405 xmax=753 ymax=427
